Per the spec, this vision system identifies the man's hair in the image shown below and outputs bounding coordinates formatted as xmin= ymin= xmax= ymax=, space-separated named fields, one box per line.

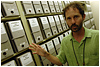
xmin=62 ymin=1 xmax=86 ymax=19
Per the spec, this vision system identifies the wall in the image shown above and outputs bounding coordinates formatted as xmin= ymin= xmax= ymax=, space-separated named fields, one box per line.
xmin=90 ymin=1 xmax=99 ymax=30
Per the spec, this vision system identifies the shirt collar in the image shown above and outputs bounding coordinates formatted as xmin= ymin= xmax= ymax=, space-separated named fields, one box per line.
xmin=69 ymin=27 xmax=92 ymax=41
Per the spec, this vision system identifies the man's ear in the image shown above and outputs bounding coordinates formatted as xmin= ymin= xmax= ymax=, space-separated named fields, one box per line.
xmin=83 ymin=14 xmax=86 ymax=20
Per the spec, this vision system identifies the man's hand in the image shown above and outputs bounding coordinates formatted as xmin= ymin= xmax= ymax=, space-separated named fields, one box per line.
xmin=29 ymin=43 xmax=49 ymax=57
xmin=29 ymin=43 xmax=63 ymax=66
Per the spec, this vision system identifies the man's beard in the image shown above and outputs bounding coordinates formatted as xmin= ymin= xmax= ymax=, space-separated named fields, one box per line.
xmin=68 ymin=22 xmax=83 ymax=32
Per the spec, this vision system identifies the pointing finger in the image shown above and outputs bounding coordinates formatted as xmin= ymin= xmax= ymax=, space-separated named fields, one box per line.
xmin=29 ymin=48 xmax=35 ymax=51
xmin=29 ymin=45 xmax=34 ymax=48
xmin=32 ymin=43 xmax=38 ymax=47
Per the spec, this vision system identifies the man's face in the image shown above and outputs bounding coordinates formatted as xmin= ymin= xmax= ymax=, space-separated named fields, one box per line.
xmin=65 ymin=7 xmax=85 ymax=32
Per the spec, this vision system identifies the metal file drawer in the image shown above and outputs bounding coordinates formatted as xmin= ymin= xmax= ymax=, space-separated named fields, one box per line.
xmin=1 ymin=23 xmax=14 ymax=60
xmin=22 ymin=1 xmax=35 ymax=14
xmin=48 ymin=1 xmax=56 ymax=13
xmin=6 ymin=20 xmax=29 ymax=52
xmin=44 ymin=28 xmax=52 ymax=38
xmin=41 ymin=1 xmax=50 ymax=13
xmin=32 ymin=1 xmax=43 ymax=14
xmin=1 ymin=1 xmax=19 ymax=16
xmin=16 ymin=52 xmax=35 ymax=66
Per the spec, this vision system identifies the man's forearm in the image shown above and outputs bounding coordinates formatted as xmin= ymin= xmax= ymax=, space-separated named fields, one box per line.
xmin=45 ymin=52 xmax=63 ymax=66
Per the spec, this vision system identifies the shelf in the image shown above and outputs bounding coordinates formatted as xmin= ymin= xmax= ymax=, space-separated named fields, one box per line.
xmin=25 ymin=12 xmax=63 ymax=18
xmin=1 ymin=16 xmax=21 ymax=22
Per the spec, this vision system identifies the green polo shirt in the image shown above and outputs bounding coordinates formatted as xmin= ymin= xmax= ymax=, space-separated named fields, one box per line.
xmin=56 ymin=27 xmax=99 ymax=66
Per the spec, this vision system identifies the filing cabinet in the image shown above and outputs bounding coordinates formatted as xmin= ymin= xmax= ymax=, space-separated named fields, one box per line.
xmin=59 ymin=15 xmax=67 ymax=30
xmin=41 ymin=1 xmax=50 ymax=13
xmin=46 ymin=40 xmax=57 ymax=56
xmin=6 ymin=20 xmax=29 ymax=52
xmin=84 ymin=20 xmax=91 ymax=29
xmin=27 ymin=18 xmax=43 ymax=43
xmin=58 ymin=1 xmax=63 ymax=12
xmin=16 ymin=52 xmax=35 ymax=66
xmin=47 ymin=16 xmax=58 ymax=35
xmin=32 ymin=1 xmax=43 ymax=14
xmin=52 ymin=37 xmax=61 ymax=54
xmin=1 ymin=1 xmax=19 ymax=17
xmin=1 ymin=23 xmax=14 ymax=60
xmin=2 ymin=60 xmax=17 ymax=66
xmin=40 ymin=44 xmax=51 ymax=66
xmin=21 ymin=1 xmax=35 ymax=15
xmin=39 ymin=17 xmax=52 ymax=38
xmin=54 ymin=15 xmax=63 ymax=33
xmin=54 ymin=1 xmax=61 ymax=12
xmin=48 ymin=1 xmax=56 ymax=13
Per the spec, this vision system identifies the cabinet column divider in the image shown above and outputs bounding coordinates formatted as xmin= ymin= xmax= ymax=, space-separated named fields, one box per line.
xmin=16 ymin=1 xmax=42 ymax=66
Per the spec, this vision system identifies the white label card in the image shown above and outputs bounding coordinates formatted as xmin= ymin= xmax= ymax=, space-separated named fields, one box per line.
xmin=40 ymin=17 xmax=48 ymax=24
xmin=59 ymin=15 xmax=64 ymax=20
xmin=46 ymin=41 xmax=54 ymax=50
xmin=28 ymin=18 xmax=39 ymax=27
xmin=41 ymin=1 xmax=47 ymax=4
xmin=8 ymin=20 xmax=23 ymax=32
xmin=48 ymin=16 xmax=54 ymax=23
xmin=53 ymin=37 xmax=60 ymax=46
xmin=54 ymin=15 xmax=59 ymax=21
xmin=19 ymin=52 xmax=33 ymax=66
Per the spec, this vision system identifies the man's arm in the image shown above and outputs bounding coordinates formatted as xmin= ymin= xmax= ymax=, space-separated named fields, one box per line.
xmin=29 ymin=43 xmax=63 ymax=66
